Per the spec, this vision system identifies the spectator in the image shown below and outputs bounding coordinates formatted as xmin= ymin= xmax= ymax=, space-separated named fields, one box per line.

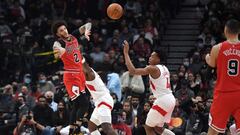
xmin=111 ymin=93 xmax=123 ymax=112
xmin=15 ymin=94 xmax=30 ymax=118
xmin=132 ymin=36 xmax=151 ymax=59
xmin=18 ymin=86 xmax=36 ymax=109
xmin=122 ymin=100 xmax=134 ymax=126
xmin=51 ymin=0 xmax=67 ymax=19
xmin=44 ymin=91 xmax=58 ymax=112
xmin=121 ymin=71 xmax=145 ymax=100
xmin=188 ymin=72 xmax=201 ymax=96
xmin=144 ymin=19 xmax=158 ymax=39
xmin=188 ymin=52 xmax=204 ymax=75
xmin=107 ymin=69 xmax=122 ymax=101
xmin=0 ymin=84 xmax=15 ymax=112
xmin=37 ymin=73 xmax=56 ymax=94
xmin=170 ymin=72 xmax=181 ymax=93
xmin=52 ymin=100 xmax=69 ymax=134
xmin=22 ymin=74 xmax=32 ymax=90
xmin=32 ymin=96 xmax=54 ymax=127
xmin=112 ymin=111 xmax=132 ymax=135
xmin=131 ymin=95 xmax=141 ymax=118
xmin=90 ymin=46 xmax=106 ymax=63
xmin=147 ymin=94 xmax=155 ymax=106
xmin=175 ymin=79 xmax=195 ymax=105
xmin=13 ymin=112 xmax=45 ymax=135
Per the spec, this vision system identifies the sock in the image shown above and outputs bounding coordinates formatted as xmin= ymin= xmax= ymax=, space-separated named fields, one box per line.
xmin=162 ymin=129 xmax=175 ymax=135
xmin=91 ymin=130 xmax=101 ymax=135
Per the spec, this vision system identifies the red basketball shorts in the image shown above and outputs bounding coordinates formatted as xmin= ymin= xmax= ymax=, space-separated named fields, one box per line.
xmin=209 ymin=91 xmax=240 ymax=133
xmin=63 ymin=72 xmax=86 ymax=100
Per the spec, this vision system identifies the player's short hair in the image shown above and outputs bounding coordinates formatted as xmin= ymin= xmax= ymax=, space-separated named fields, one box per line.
xmin=154 ymin=49 xmax=167 ymax=62
xmin=225 ymin=19 xmax=240 ymax=35
xmin=51 ymin=20 xmax=67 ymax=37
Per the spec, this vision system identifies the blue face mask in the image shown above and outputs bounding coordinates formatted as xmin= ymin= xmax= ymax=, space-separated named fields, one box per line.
xmin=39 ymin=80 xmax=46 ymax=84
xmin=24 ymin=78 xmax=31 ymax=84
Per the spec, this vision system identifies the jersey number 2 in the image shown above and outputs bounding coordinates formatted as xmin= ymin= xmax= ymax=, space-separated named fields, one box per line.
xmin=228 ymin=59 xmax=239 ymax=76
xmin=73 ymin=53 xmax=80 ymax=63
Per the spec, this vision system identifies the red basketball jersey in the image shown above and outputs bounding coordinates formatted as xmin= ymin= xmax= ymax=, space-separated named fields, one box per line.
xmin=60 ymin=35 xmax=83 ymax=72
xmin=215 ymin=41 xmax=240 ymax=93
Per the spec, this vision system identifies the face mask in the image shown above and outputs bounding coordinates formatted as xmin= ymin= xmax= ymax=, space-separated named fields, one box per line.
xmin=63 ymin=97 xmax=69 ymax=103
xmin=24 ymin=78 xmax=31 ymax=84
xmin=198 ymin=43 xmax=204 ymax=48
xmin=46 ymin=98 xmax=52 ymax=104
xmin=58 ymin=108 xmax=64 ymax=111
xmin=39 ymin=80 xmax=46 ymax=84
xmin=183 ymin=62 xmax=189 ymax=67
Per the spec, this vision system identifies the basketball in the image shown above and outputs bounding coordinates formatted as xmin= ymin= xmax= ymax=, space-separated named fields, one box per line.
xmin=107 ymin=3 xmax=123 ymax=20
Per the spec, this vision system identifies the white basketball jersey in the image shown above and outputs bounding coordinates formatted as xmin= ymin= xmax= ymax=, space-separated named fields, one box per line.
xmin=85 ymin=69 xmax=111 ymax=103
xmin=149 ymin=65 xmax=172 ymax=98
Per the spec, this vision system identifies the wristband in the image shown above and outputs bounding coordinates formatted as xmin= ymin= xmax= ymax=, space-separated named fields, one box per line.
xmin=81 ymin=57 xmax=86 ymax=63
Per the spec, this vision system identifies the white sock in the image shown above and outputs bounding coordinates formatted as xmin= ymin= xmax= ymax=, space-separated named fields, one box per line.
xmin=91 ymin=130 xmax=101 ymax=135
xmin=162 ymin=129 xmax=175 ymax=135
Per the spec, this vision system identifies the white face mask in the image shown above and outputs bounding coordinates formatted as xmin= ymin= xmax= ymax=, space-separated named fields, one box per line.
xmin=183 ymin=62 xmax=189 ymax=67
xmin=113 ymin=99 xmax=117 ymax=104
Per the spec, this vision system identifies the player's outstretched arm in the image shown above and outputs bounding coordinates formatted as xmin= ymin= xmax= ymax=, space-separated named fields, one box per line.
xmin=123 ymin=40 xmax=157 ymax=76
xmin=205 ymin=43 xmax=221 ymax=68
xmin=79 ymin=23 xmax=92 ymax=41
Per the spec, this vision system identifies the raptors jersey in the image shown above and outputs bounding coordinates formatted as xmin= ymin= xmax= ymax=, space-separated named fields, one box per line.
xmin=85 ymin=69 xmax=111 ymax=103
xmin=149 ymin=65 xmax=172 ymax=98
xmin=215 ymin=41 xmax=240 ymax=93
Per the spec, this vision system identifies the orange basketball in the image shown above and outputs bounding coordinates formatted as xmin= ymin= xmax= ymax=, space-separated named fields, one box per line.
xmin=107 ymin=3 xmax=123 ymax=20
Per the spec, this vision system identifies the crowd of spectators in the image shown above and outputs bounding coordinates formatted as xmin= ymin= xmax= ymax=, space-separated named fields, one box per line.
xmin=0 ymin=0 xmax=239 ymax=134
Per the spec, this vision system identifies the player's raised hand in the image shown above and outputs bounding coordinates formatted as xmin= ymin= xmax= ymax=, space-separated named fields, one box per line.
xmin=123 ymin=40 xmax=129 ymax=55
xmin=84 ymin=29 xmax=91 ymax=41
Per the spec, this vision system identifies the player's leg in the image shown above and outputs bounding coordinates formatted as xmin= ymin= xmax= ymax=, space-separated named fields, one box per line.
xmin=89 ymin=107 xmax=101 ymax=135
xmin=97 ymin=98 xmax=117 ymax=135
xmin=89 ymin=121 xmax=101 ymax=135
xmin=64 ymin=83 xmax=78 ymax=134
xmin=101 ymin=123 xmax=117 ymax=135
xmin=233 ymin=108 xmax=240 ymax=135
xmin=144 ymin=124 xmax=156 ymax=135
xmin=207 ymin=127 xmax=219 ymax=135
xmin=146 ymin=94 xmax=175 ymax=135
xmin=207 ymin=93 xmax=231 ymax=135
xmin=76 ymin=92 xmax=89 ymax=122
xmin=154 ymin=127 xmax=175 ymax=135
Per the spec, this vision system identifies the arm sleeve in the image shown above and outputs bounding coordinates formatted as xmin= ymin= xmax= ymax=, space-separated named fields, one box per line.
xmin=71 ymin=29 xmax=81 ymax=38
xmin=53 ymin=41 xmax=62 ymax=49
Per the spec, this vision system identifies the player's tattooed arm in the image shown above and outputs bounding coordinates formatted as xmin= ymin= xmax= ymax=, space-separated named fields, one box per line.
xmin=79 ymin=23 xmax=92 ymax=41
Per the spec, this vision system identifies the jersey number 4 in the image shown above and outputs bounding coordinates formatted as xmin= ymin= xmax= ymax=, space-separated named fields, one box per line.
xmin=228 ymin=59 xmax=239 ymax=76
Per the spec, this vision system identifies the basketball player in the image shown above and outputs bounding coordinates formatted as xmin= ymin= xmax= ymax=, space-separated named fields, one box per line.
xmin=205 ymin=19 xmax=240 ymax=135
xmin=123 ymin=40 xmax=176 ymax=135
xmin=81 ymin=57 xmax=117 ymax=135
xmin=51 ymin=21 xmax=91 ymax=134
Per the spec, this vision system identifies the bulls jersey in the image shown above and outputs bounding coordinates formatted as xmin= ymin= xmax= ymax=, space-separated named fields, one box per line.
xmin=53 ymin=35 xmax=83 ymax=72
xmin=215 ymin=41 xmax=240 ymax=93
xmin=149 ymin=65 xmax=172 ymax=98
xmin=86 ymin=69 xmax=111 ymax=103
